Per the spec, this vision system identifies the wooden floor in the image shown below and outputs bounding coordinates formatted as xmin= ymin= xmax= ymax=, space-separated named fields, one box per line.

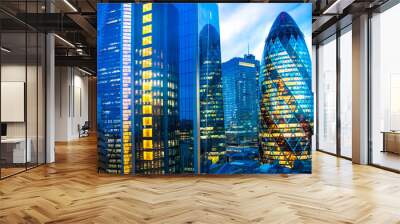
xmin=1 ymin=136 xmax=400 ymax=223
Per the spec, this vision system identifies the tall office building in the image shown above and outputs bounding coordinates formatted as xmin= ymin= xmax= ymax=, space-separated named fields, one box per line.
xmin=98 ymin=3 xmax=180 ymax=174
xmin=222 ymin=54 xmax=260 ymax=146
xmin=259 ymin=12 xmax=313 ymax=173
xmin=132 ymin=3 xmax=180 ymax=175
xmin=176 ymin=3 xmax=225 ymax=173
xmin=97 ymin=4 xmax=133 ymax=174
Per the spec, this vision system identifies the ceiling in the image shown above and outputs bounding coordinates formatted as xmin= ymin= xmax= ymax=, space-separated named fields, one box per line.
xmin=0 ymin=0 xmax=393 ymax=75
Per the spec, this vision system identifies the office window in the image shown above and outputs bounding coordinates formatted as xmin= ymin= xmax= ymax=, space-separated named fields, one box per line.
xmin=143 ymin=13 xmax=152 ymax=23
xmin=143 ymin=140 xmax=153 ymax=149
xmin=143 ymin=3 xmax=152 ymax=13
xmin=142 ymin=59 xmax=152 ymax=68
xmin=371 ymin=3 xmax=400 ymax=171
xmin=318 ymin=36 xmax=337 ymax=154
xmin=143 ymin=47 xmax=152 ymax=57
xmin=142 ymin=36 xmax=152 ymax=46
xmin=142 ymin=24 xmax=152 ymax=35
xmin=340 ymin=28 xmax=352 ymax=158
xmin=143 ymin=117 xmax=152 ymax=126
xmin=143 ymin=128 xmax=152 ymax=137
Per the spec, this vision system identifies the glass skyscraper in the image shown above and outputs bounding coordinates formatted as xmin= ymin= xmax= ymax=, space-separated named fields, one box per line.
xmin=259 ymin=12 xmax=313 ymax=173
xmin=98 ymin=3 xmax=180 ymax=175
xmin=97 ymin=4 xmax=133 ymax=174
xmin=222 ymin=54 xmax=260 ymax=147
xmin=176 ymin=3 xmax=225 ymax=174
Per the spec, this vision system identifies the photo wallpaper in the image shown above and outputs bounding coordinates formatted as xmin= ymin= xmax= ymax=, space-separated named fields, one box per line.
xmin=97 ymin=3 xmax=313 ymax=175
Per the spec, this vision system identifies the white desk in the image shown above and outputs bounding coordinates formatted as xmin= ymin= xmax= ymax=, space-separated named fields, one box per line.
xmin=1 ymin=138 xmax=31 ymax=163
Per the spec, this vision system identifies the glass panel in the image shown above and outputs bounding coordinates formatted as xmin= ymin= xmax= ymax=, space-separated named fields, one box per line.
xmin=371 ymin=4 xmax=400 ymax=171
xmin=38 ymin=32 xmax=46 ymax=165
xmin=339 ymin=29 xmax=352 ymax=158
xmin=318 ymin=36 xmax=337 ymax=154
xmin=27 ymin=31 xmax=38 ymax=169
xmin=1 ymin=30 xmax=28 ymax=177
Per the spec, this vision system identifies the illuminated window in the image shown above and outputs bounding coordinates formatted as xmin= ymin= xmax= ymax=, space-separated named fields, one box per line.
xmin=143 ymin=3 xmax=152 ymax=12
xmin=142 ymin=36 xmax=152 ymax=46
xmin=143 ymin=47 xmax=152 ymax=57
xmin=142 ymin=58 xmax=152 ymax=68
xmin=143 ymin=13 xmax=152 ymax=23
xmin=143 ymin=117 xmax=152 ymax=126
xmin=143 ymin=128 xmax=152 ymax=137
xmin=143 ymin=105 xmax=152 ymax=114
xmin=143 ymin=81 xmax=152 ymax=91
xmin=142 ymin=70 xmax=152 ymax=79
xmin=143 ymin=140 xmax=153 ymax=149
xmin=143 ymin=151 xmax=153 ymax=160
xmin=142 ymin=24 xmax=152 ymax=35
xmin=142 ymin=94 xmax=152 ymax=103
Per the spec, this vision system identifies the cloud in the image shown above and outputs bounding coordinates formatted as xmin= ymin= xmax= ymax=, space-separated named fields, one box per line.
xmin=218 ymin=3 xmax=312 ymax=63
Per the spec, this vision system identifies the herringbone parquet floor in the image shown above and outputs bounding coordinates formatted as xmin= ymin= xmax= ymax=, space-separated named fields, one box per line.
xmin=1 ymin=135 xmax=400 ymax=224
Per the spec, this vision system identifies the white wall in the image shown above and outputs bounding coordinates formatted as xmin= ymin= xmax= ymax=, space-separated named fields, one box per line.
xmin=55 ymin=67 xmax=89 ymax=141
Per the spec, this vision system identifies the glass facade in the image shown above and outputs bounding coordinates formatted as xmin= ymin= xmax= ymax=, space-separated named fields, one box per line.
xmin=317 ymin=36 xmax=337 ymax=155
xmin=370 ymin=3 xmax=400 ymax=171
xmin=222 ymin=55 xmax=260 ymax=147
xmin=259 ymin=12 xmax=313 ymax=173
xmin=0 ymin=0 xmax=47 ymax=179
xmin=98 ymin=3 xmax=313 ymax=174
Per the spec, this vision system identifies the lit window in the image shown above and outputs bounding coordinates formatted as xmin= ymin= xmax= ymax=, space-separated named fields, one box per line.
xmin=143 ymin=128 xmax=152 ymax=137
xmin=143 ymin=94 xmax=152 ymax=103
xmin=143 ymin=151 xmax=153 ymax=160
xmin=143 ymin=140 xmax=153 ymax=149
xmin=143 ymin=3 xmax=152 ymax=13
xmin=142 ymin=70 xmax=152 ymax=79
xmin=143 ymin=47 xmax=152 ymax=57
xmin=143 ymin=105 xmax=152 ymax=114
xmin=143 ymin=81 xmax=152 ymax=91
xmin=143 ymin=13 xmax=152 ymax=23
xmin=142 ymin=59 xmax=152 ymax=68
xmin=142 ymin=36 xmax=152 ymax=46
xmin=142 ymin=24 xmax=152 ymax=35
xmin=143 ymin=117 xmax=152 ymax=126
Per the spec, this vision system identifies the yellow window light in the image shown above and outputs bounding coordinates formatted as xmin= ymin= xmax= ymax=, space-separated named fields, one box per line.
xmin=143 ymin=81 xmax=152 ymax=91
xmin=143 ymin=117 xmax=152 ymax=126
xmin=142 ymin=58 xmax=152 ymax=68
xmin=142 ymin=70 xmax=152 ymax=79
xmin=143 ymin=13 xmax=152 ymax=23
xmin=142 ymin=24 xmax=152 ymax=35
xmin=143 ymin=151 xmax=153 ymax=160
xmin=142 ymin=47 xmax=152 ymax=57
xmin=142 ymin=94 xmax=152 ymax=103
xmin=143 ymin=128 xmax=152 ymax=137
xmin=142 ymin=36 xmax=152 ymax=46
xmin=143 ymin=105 xmax=152 ymax=114
xmin=143 ymin=3 xmax=152 ymax=12
xmin=143 ymin=140 xmax=153 ymax=149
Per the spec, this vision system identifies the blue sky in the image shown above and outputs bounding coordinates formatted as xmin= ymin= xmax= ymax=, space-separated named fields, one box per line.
xmin=218 ymin=3 xmax=312 ymax=63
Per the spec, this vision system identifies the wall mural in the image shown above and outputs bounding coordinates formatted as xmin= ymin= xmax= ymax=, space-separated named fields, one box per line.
xmin=97 ymin=3 xmax=313 ymax=175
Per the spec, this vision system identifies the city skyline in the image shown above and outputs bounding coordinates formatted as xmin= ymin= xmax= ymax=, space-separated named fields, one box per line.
xmin=97 ymin=3 xmax=312 ymax=174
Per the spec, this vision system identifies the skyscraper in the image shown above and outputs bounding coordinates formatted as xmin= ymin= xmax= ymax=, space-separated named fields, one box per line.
xmin=176 ymin=3 xmax=225 ymax=173
xmin=259 ymin=12 xmax=313 ymax=173
xmin=98 ymin=3 xmax=180 ymax=175
xmin=222 ymin=54 xmax=260 ymax=147
xmin=97 ymin=4 xmax=133 ymax=174
xmin=132 ymin=3 xmax=180 ymax=175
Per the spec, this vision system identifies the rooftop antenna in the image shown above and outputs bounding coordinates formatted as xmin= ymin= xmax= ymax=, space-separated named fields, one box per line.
xmin=247 ymin=42 xmax=250 ymax=55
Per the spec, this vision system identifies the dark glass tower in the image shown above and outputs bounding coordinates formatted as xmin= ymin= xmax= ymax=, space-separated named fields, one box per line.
xmin=222 ymin=54 xmax=260 ymax=147
xmin=97 ymin=4 xmax=133 ymax=174
xmin=259 ymin=12 xmax=313 ymax=173
xmin=176 ymin=3 xmax=225 ymax=174
xmin=98 ymin=3 xmax=180 ymax=175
